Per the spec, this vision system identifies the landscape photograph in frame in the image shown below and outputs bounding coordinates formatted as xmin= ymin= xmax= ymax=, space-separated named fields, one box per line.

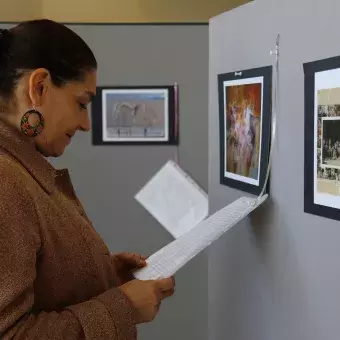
xmin=91 ymin=85 xmax=178 ymax=145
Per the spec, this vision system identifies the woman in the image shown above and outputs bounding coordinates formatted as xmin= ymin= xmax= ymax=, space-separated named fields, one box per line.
xmin=0 ymin=20 xmax=175 ymax=339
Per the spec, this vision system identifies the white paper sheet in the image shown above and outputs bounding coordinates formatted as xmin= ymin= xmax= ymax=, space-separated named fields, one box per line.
xmin=134 ymin=194 xmax=268 ymax=280
xmin=135 ymin=160 xmax=208 ymax=238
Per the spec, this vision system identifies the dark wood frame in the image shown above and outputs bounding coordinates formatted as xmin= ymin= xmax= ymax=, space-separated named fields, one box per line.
xmin=91 ymin=85 xmax=179 ymax=145
xmin=217 ymin=65 xmax=272 ymax=195
xmin=304 ymin=55 xmax=340 ymax=221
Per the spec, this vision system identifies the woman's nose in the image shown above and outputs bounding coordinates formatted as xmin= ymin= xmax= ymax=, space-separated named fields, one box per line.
xmin=80 ymin=114 xmax=91 ymax=132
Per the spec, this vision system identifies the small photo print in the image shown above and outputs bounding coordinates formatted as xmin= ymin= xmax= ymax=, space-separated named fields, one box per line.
xmin=225 ymin=82 xmax=262 ymax=185
xmin=321 ymin=118 xmax=340 ymax=169
xmin=316 ymin=88 xmax=340 ymax=197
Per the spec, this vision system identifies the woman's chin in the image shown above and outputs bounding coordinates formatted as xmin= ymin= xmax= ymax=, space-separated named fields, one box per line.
xmin=35 ymin=142 xmax=66 ymax=158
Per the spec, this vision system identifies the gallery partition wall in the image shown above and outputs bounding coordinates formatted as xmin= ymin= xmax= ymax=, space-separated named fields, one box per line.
xmin=209 ymin=1 xmax=340 ymax=340
xmin=0 ymin=22 xmax=209 ymax=340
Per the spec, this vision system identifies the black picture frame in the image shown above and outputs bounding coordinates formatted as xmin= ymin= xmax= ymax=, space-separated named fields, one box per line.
xmin=217 ymin=65 xmax=272 ymax=196
xmin=304 ymin=55 xmax=340 ymax=221
xmin=91 ymin=85 xmax=179 ymax=145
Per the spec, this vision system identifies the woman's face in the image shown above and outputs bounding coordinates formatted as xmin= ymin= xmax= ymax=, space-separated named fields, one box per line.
xmin=23 ymin=68 xmax=97 ymax=157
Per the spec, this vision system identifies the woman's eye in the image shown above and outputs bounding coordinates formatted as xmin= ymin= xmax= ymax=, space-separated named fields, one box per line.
xmin=79 ymin=102 xmax=87 ymax=110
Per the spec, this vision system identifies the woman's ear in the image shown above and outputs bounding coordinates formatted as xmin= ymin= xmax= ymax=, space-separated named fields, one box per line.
xmin=28 ymin=68 xmax=51 ymax=107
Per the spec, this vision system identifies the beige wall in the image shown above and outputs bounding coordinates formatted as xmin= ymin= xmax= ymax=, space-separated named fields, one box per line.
xmin=0 ymin=0 xmax=249 ymax=22
xmin=0 ymin=0 xmax=41 ymax=21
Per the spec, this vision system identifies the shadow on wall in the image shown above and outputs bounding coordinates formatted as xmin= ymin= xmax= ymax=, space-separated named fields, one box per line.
xmin=250 ymin=200 xmax=322 ymax=339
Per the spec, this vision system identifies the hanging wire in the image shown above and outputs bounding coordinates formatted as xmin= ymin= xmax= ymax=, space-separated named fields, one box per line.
xmin=257 ymin=33 xmax=281 ymax=201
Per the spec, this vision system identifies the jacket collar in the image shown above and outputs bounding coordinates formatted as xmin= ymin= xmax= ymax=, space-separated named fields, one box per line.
xmin=0 ymin=119 xmax=56 ymax=194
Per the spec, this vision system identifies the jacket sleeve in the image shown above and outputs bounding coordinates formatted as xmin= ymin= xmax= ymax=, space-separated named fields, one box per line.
xmin=0 ymin=169 xmax=137 ymax=340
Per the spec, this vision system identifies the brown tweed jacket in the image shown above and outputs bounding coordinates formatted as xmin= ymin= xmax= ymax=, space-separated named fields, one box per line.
xmin=0 ymin=119 xmax=136 ymax=339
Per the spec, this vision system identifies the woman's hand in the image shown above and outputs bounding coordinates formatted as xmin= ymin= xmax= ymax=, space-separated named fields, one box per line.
xmin=119 ymin=277 xmax=175 ymax=324
xmin=112 ymin=252 xmax=147 ymax=284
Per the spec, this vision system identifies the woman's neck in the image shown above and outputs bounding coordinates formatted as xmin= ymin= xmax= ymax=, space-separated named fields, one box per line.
xmin=0 ymin=109 xmax=22 ymax=133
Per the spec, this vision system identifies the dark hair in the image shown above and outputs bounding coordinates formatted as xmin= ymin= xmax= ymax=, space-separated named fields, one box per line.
xmin=0 ymin=19 xmax=97 ymax=99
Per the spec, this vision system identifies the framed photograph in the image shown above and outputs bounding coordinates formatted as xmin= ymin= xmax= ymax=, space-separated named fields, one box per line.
xmin=304 ymin=55 xmax=340 ymax=221
xmin=91 ymin=85 xmax=179 ymax=145
xmin=217 ymin=66 xmax=272 ymax=195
